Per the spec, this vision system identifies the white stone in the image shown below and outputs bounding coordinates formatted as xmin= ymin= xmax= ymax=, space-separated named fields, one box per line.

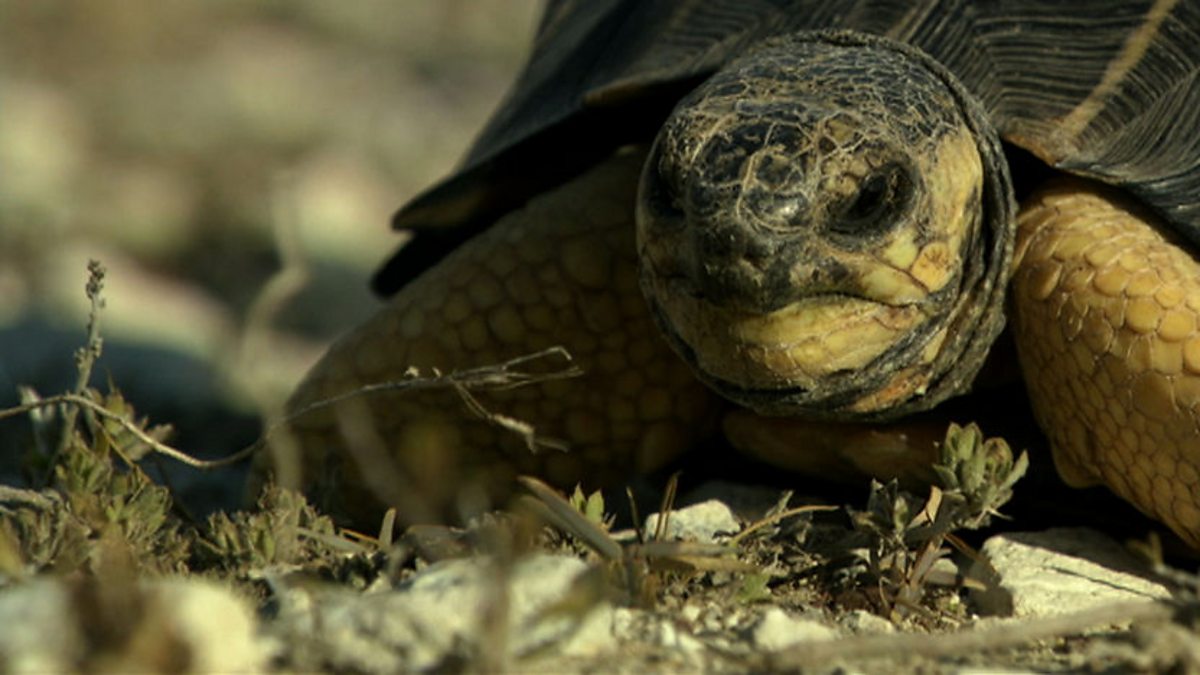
xmin=751 ymin=607 xmax=839 ymax=651
xmin=0 ymin=577 xmax=267 ymax=673
xmin=970 ymin=528 xmax=1171 ymax=618
xmin=657 ymin=616 xmax=707 ymax=654
xmin=679 ymin=603 xmax=702 ymax=624
xmin=0 ymin=579 xmax=81 ymax=673
xmin=145 ymin=578 xmax=270 ymax=672
xmin=644 ymin=499 xmax=740 ymax=543
xmin=273 ymin=553 xmax=615 ymax=672
xmin=840 ymin=609 xmax=896 ymax=634
xmin=950 ymin=662 xmax=1036 ymax=667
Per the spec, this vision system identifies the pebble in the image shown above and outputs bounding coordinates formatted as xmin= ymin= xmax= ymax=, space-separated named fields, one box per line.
xmin=0 ymin=577 xmax=267 ymax=673
xmin=271 ymin=553 xmax=615 ymax=672
xmin=644 ymin=499 xmax=741 ymax=543
xmin=969 ymin=527 xmax=1171 ymax=618
xmin=752 ymin=607 xmax=840 ymax=651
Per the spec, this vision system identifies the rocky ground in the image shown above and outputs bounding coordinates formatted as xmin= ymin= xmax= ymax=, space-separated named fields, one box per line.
xmin=2 ymin=432 xmax=1195 ymax=672
xmin=2 ymin=2 xmax=1200 ymax=673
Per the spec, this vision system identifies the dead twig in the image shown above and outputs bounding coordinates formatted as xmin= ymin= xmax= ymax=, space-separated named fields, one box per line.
xmin=40 ymin=260 xmax=106 ymax=486
xmin=454 ymin=383 xmax=569 ymax=453
xmin=0 ymin=393 xmax=232 ymax=469
xmin=1 ymin=347 xmax=586 ymax=474
xmin=285 ymin=347 xmax=582 ymax=423
xmin=728 ymin=503 xmax=840 ymax=546
xmin=281 ymin=347 xmax=582 ymax=457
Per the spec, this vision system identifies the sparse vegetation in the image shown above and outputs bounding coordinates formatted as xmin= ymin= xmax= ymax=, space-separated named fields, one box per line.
xmin=0 ymin=259 xmax=1194 ymax=673
xmin=844 ymin=423 xmax=1029 ymax=621
xmin=0 ymin=5 xmax=1195 ymax=669
xmin=0 ymin=263 xmax=366 ymax=591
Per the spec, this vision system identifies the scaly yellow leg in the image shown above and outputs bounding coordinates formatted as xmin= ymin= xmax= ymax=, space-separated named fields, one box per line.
xmin=1012 ymin=179 xmax=1200 ymax=547
xmin=268 ymin=149 xmax=718 ymax=526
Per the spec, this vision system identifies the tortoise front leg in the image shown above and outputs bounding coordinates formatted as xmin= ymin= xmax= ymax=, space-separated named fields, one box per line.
xmin=1011 ymin=179 xmax=1200 ymax=548
xmin=266 ymin=149 xmax=719 ymax=527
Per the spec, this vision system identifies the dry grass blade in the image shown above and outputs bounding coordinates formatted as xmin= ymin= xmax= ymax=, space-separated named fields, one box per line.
xmin=637 ymin=540 xmax=757 ymax=574
xmin=377 ymin=508 xmax=397 ymax=547
xmin=519 ymin=477 xmax=761 ymax=579
xmin=287 ymin=347 xmax=581 ymax=423
xmin=625 ymin=486 xmax=645 ymax=546
xmin=651 ymin=472 xmax=681 ymax=542
xmin=518 ymin=476 xmax=623 ymax=560
xmin=728 ymin=504 xmax=840 ymax=546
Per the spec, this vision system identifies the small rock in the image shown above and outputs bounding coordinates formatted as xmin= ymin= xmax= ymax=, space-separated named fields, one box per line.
xmin=0 ymin=577 xmax=267 ymax=673
xmin=680 ymin=604 xmax=702 ymax=624
xmin=840 ymin=609 xmax=896 ymax=634
xmin=751 ymin=607 xmax=839 ymax=651
xmin=272 ymin=553 xmax=614 ymax=672
xmin=610 ymin=607 xmax=710 ymax=670
xmin=970 ymin=528 xmax=1171 ymax=618
xmin=0 ymin=579 xmax=80 ymax=673
xmin=644 ymin=499 xmax=740 ymax=543
xmin=950 ymin=662 xmax=1036 ymax=667
xmin=682 ymin=481 xmax=795 ymax=521
xmin=147 ymin=578 xmax=271 ymax=671
xmin=658 ymin=617 xmax=707 ymax=654
xmin=611 ymin=607 xmax=706 ymax=654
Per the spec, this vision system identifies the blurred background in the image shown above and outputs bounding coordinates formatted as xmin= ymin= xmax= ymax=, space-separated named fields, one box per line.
xmin=0 ymin=0 xmax=541 ymax=507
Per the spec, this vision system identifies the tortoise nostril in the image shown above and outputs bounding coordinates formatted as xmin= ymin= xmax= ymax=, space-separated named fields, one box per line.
xmin=698 ymin=227 xmax=748 ymax=260
xmin=696 ymin=224 xmax=782 ymax=271
xmin=743 ymin=238 xmax=777 ymax=268
xmin=689 ymin=226 xmax=790 ymax=311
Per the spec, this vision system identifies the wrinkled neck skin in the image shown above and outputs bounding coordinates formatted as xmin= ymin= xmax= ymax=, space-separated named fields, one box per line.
xmin=636 ymin=30 xmax=1015 ymax=420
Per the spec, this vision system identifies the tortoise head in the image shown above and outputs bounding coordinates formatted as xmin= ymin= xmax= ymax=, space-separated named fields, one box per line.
xmin=637 ymin=31 xmax=1015 ymax=419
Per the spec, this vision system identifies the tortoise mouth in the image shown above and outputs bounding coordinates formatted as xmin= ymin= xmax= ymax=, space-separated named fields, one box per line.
xmin=645 ymin=275 xmax=930 ymax=396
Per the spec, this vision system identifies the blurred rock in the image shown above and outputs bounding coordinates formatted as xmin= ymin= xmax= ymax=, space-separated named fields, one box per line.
xmin=644 ymin=499 xmax=741 ymax=544
xmin=270 ymin=553 xmax=615 ymax=672
xmin=0 ymin=577 xmax=268 ymax=673
xmin=0 ymin=1 xmax=542 ymax=477
xmin=969 ymin=528 xmax=1171 ymax=618
xmin=752 ymin=607 xmax=840 ymax=651
xmin=840 ymin=608 xmax=896 ymax=634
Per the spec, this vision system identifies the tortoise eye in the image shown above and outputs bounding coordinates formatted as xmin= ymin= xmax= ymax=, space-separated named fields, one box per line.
xmin=641 ymin=160 xmax=688 ymax=231
xmin=830 ymin=163 xmax=912 ymax=238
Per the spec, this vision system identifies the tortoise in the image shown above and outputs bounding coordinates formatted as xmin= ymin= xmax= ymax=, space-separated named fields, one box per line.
xmin=271 ymin=0 xmax=1200 ymax=546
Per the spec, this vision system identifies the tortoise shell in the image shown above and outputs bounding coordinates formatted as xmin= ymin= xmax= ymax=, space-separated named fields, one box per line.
xmin=374 ymin=0 xmax=1200 ymax=295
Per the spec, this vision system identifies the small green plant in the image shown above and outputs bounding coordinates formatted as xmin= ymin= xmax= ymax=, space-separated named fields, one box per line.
xmin=196 ymin=484 xmax=344 ymax=577
xmin=0 ymin=260 xmax=382 ymax=593
xmin=849 ymin=422 xmax=1027 ymax=619
xmin=933 ymin=422 xmax=1029 ymax=528
xmin=567 ymin=485 xmax=612 ymax=531
xmin=1 ymin=261 xmax=190 ymax=579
